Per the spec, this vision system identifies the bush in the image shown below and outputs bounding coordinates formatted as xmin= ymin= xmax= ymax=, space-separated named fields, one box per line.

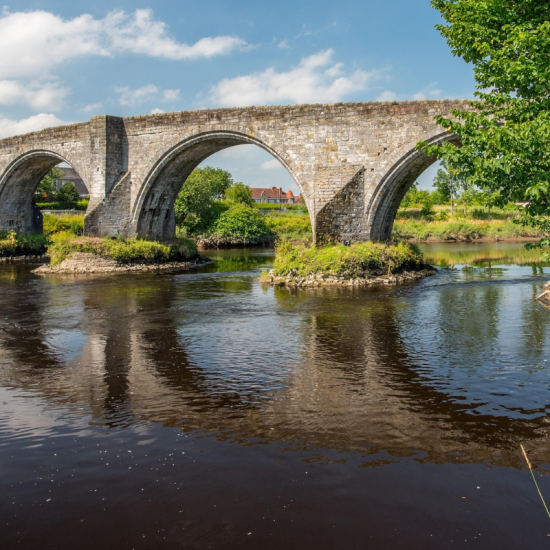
xmin=0 ymin=231 xmax=48 ymax=257
xmin=203 ymin=204 xmax=272 ymax=246
xmin=48 ymin=233 xmax=198 ymax=266
xmin=43 ymin=213 xmax=84 ymax=236
xmin=273 ymin=240 xmax=425 ymax=278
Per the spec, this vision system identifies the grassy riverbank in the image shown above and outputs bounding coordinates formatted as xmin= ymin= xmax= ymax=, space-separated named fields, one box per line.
xmin=271 ymin=240 xmax=426 ymax=278
xmin=393 ymin=219 xmax=544 ymax=242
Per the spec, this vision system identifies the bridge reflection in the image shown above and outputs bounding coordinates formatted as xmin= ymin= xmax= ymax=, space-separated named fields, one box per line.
xmin=0 ymin=265 xmax=549 ymax=468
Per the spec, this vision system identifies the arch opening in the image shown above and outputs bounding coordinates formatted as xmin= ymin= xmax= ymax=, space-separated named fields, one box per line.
xmin=366 ymin=133 xmax=460 ymax=242
xmin=134 ymin=132 xmax=307 ymax=241
xmin=0 ymin=151 xmax=88 ymax=235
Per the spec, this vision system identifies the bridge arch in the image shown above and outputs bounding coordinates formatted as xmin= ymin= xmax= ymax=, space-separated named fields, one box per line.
xmin=0 ymin=150 xmax=88 ymax=235
xmin=365 ymin=132 xmax=460 ymax=242
xmin=133 ymin=130 xmax=308 ymax=241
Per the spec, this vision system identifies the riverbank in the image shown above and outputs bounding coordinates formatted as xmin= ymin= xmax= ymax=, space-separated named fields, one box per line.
xmin=262 ymin=240 xmax=433 ymax=288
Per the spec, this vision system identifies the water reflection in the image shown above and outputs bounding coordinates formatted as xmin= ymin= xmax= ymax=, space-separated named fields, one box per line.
xmin=1 ymin=248 xmax=549 ymax=468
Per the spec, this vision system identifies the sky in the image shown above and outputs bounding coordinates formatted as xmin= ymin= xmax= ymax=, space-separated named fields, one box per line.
xmin=0 ymin=0 xmax=476 ymax=192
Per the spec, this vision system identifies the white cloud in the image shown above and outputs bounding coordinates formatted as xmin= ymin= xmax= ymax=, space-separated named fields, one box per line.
xmin=413 ymin=82 xmax=442 ymax=100
xmin=117 ymin=85 xmax=180 ymax=106
xmin=376 ymin=90 xmax=398 ymax=101
xmin=150 ymin=108 xmax=165 ymax=114
xmin=0 ymin=8 xmax=248 ymax=79
xmin=376 ymin=83 xmax=443 ymax=102
xmin=277 ymin=39 xmax=290 ymax=50
xmin=261 ymin=159 xmax=282 ymax=170
xmin=161 ymin=89 xmax=180 ymax=102
xmin=0 ymin=79 xmax=70 ymax=110
xmin=0 ymin=113 xmax=71 ymax=139
xmin=117 ymin=85 xmax=159 ymax=106
xmin=81 ymin=102 xmax=103 ymax=113
xmin=208 ymin=49 xmax=379 ymax=107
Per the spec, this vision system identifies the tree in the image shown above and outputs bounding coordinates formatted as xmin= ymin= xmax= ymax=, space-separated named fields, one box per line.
xmin=35 ymin=167 xmax=63 ymax=202
xmin=57 ymin=182 xmax=80 ymax=208
xmin=400 ymin=182 xmax=419 ymax=210
xmin=224 ymin=182 xmax=254 ymax=206
xmin=174 ymin=167 xmax=234 ymax=235
xmin=433 ymin=167 xmax=452 ymax=204
xmin=418 ymin=0 xmax=550 ymax=256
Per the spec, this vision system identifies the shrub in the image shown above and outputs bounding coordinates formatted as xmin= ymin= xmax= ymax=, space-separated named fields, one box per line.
xmin=0 ymin=231 xmax=48 ymax=257
xmin=205 ymin=204 xmax=272 ymax=245
xmin=43 ymin=213 xmax=84 ymax=236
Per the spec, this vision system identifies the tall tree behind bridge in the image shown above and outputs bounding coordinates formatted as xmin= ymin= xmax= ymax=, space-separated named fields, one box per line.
xmin=418 ymin=0 xmax=550 ymax=257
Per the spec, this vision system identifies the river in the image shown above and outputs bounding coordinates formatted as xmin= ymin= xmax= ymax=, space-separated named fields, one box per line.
xmin=0 ymin=242 xmax=549 ymax=549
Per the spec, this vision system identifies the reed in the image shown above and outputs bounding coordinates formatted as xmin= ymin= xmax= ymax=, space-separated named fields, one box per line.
xmin=520 ymin=444 xmax=550 ymax=523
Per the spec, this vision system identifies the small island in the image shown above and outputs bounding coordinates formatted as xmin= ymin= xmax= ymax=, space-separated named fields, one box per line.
xmin=33 ymin=233 xmax=207 ymax=274
xmin=261 ymin=240 xmax=435 ymax=288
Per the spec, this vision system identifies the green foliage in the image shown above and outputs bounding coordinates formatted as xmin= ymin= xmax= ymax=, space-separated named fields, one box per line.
xmin=42 ymin=213 xmax=84 ymax=236
xmin=432 ymin=168 xmax=453 ymax=203
xmin=35 ymin=167 xmax=63 ymax=202
xmin=56 ymin=182 xmax=80 ymax=208
xmin=48 ymin=233 xmax=198 ymax=266
xmin=37 ymin=199 xmax=89 ymax=211
xmin=255 ymin=203 xmax=283 ymax=210
xmin=174 ymin=167 xmax=233 ymax=234
xmin=224 ymin=182 xmax=254 ymax=206
xmin=273 ymin=241 xmax=425 ymax=278
xmin=401 ymin=184 xmax=443 ymax=214
xmin=0 ymin=231 xmax=48 ymax=257
xmin=204 ymin=204 xmax=272 ymax=246
xmin=420 ymin=0 xmax=550 ymax=255
xmin=255 ymin=203 xmax=307 ymax=211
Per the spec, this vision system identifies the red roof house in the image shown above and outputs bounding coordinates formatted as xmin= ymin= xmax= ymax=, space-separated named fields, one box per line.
xmin=250 ymin=187 xmax=302 ymax=204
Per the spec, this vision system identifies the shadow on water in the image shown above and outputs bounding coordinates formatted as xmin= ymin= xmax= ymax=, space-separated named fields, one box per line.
xmin=0 ymin=243 xmax=549 ymax=549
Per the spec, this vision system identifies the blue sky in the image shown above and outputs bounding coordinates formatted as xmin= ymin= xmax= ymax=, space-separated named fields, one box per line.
xmin=0 ymin=1 xmax=475 ymax=192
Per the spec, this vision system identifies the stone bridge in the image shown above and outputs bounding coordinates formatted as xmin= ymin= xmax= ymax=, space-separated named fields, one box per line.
xmin=0 ymin=100 xmax=467 ymax=243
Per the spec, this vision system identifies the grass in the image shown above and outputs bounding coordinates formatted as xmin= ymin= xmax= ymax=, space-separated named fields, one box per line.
xmin=393 ymin=219 xmax=545 ymax=241
xmin=272 ymin=240 xmax=426 ymax=278
xmin=48 ymin=233 xmax=198 ymax=266
xmin=265 ymin=213 xmax=312 ymax=242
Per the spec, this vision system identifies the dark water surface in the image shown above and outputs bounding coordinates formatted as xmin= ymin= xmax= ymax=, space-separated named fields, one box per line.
xmin=1 ymin=243 xmax=550 ymax=549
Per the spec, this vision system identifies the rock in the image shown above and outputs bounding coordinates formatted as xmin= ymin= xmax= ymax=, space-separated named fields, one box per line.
xmin=32 ymin=252 xmax=210 ymax=275
xmin=261 ymin=267 xmax=437 ymax=289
